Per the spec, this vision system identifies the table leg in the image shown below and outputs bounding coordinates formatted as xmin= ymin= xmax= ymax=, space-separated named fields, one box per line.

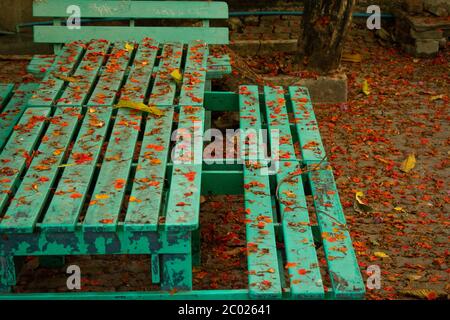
xmin=161 ymin=254 xmax=192 ymax=291
xmin=0 ymin=256 xmax=16 ymax=293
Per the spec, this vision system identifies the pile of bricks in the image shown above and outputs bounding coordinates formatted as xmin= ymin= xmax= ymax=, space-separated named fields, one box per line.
xmin=394 ymin=0 xmax=449 ymax=57
xmin=228 ymin=15 xmax=301 ymax=41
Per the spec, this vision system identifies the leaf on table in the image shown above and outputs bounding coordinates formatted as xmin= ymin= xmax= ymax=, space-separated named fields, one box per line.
xmin=115 ymin=100 xmax=164 ymax=116
xmin=400 ymin=153 xmax=416 ymax=173
xmin=53 ymin=74 xmax=80 ymax=82
xmin=124 ymin=42 xmax=134 ymax=52
xmin=362 ymin=80 xmax=370 ymax=96
xmin=170 ymin=69 xmax=183 ymax=83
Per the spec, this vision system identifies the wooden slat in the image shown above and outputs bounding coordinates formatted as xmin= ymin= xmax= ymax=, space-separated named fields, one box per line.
xmin=309 ymin=167 xmax=365 ymax=299
xmin=87 ymin=42 xmax=133 ymax=106
xmin=179 ymin=41 xmax=208 ymax=107
xmin=0 ymin=83 xmax=38 ymax=150
xmin=244 ymin=162 xmax=282 ymax=299
xmin=165 ymin=106 xmax=204 ymax=231
xmin=34 ymin=26 xmax=229 ymax=45
xmin=0 ymin=108 xmax=80 ymax=234
xmin=264 ymin=86 xmax=296 ymax=161
xmin=34 ymin=1 xmax=228 ymax=19
xmin=27 ymin=42 xmax=85 ymax=107
xmin=82 ymin=108 xmax=141 ymax=232
xmin=0 ymin=84 xmax=14 ymax=109
xmin=239 ymin=85 xmax=263 ymax=161
xmin=120 ymin=38 xmax=159 ymax=102
xmin=276 ymin=163 xmax=324 ymax=298
xmin=41 ymin=107 xmax=113 ymax=232
xmin=26 ymin=55 xmax=55 ymax=77
xmin=289 ymin=86 xmax=326 ymax=164
xmin=124 ymin=107 xmax=174 ymax=232
xmin=148 ymin=43 xmax=184 ymax=107
xmin=57 ymin=40 xmax=110 ymax=106
xmin=0 ymin=108 xmax=51 ymax=215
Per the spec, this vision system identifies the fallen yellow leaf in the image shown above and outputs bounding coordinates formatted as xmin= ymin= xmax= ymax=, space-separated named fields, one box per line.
xmin=374 ymin=251 xmax=389 ymax=258
xmin=124 ymin=42 xmax=134 ymax=52
xmin=170 ymin=69 xmax=183 ymax=83
xmin=342 ymin=53 xmax=362 ymax=63
xmin=400 ymin=153 xmax=416 ymax=173
xmin=430 ymin=94 xmax=445 ymax=102
xmin=115 ymin=100 xmax=165 ymax=117
xmin=95 ymin=194 xmax=110 ymax=200
xmin=362 ymin=80 xmax=370 ymax=96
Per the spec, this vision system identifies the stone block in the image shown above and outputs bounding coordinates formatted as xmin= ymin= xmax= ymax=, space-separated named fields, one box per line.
xmin=410 ymin=28 xmax=444 ymax=39
xmin=424 ymin=0 xmax=450 ymax=17
xmin=243 ymin=15 xmax=260 ymax=26
xmin=403 ymin=0 xmax=424 ymax=14
xmin=416 ymin=39 xmax=440 ymax=55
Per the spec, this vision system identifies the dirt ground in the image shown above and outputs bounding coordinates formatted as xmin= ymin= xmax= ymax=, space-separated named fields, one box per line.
xmin=1 ymin=23 xmax=449 ymax=299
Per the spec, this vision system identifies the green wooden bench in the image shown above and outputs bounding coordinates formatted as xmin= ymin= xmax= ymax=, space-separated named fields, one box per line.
xmin=0 ymin=79 xmax=365 ymax=299
xmin=27 ymin=0 xmax=231 ymax=80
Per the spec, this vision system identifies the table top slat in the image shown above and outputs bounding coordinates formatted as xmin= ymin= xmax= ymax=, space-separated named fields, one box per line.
xmin=244 ymin=163 xmax=282 ymax=299
xmin=87 ymin=42 xmax=133 ymax=106
xmin=264 ymin=86 xmax=297 ymax=161
xmin=276 ymin=163 xmax=325 ymax=298
xmin=0 ymin=83 xmax=39 ymax=150
xmin=0 ymin=84 xmax=14 ymax=109
xmin=309 ymin=167 xmax=366 ymax=299
xmin=149 ymin=43 xmax=184 ymax=107
xmin=57 ymin=40 xmax=110 ymax=107
xmin=0 ymin=108 xmax=80 ymax=233
xmin=82 ymin=108 xmax=142 ymax=232
xmin=120 ymin=38 xmax=159 ymax=103
xmin=41 ymin=107 xmax=113 ymax=232
xmin=124 ymin=108 xmax=174 ymax=232
xmin=289 ymin=86 xmax=326 ymax=164
xmin=28 ymin=42 xmax=85 ymax=107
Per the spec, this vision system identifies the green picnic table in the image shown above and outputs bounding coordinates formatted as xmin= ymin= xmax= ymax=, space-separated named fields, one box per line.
xmin=0 ymin=0 xmax=365 ymax=300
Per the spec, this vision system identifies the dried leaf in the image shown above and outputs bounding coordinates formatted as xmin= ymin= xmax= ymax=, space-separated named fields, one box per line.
xmin=362 ymin=80 xmax=370 ymax=96
xmin=342 ymin=53 xmax=362 ymax=63
xmin=170 ymin=69 xmax=183 ymax=83
xmin=374 ymin=251 xmax=389 ymax=258
xmin=400 ymin=153 xmax=416 ymax=173
xmin=115 ymin=100 xmax=165 ymax=117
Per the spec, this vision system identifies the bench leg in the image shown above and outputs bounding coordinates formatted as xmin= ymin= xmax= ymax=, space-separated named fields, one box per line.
xmin=161 ymin=254 xmax=192 ymax=291
xmin=151 ymin=254 xmax=160 ymax=284
xmin=39 ymin=256 xmax=66 ymax=268
xmin=0 ymin=256 xmax=16 ymax=293
xmin=192 ymin=229 xmax=201 ymax=267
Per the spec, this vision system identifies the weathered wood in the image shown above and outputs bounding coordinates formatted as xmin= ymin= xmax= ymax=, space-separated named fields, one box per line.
xmin=0 ymin=108 xmax=80 ymax=234
xmin=57 ymin=40 xmax=110 ymax=107
xmin=0 ymin=108 xmax=51 ymax=215
xmin=27 ymin=42 xmax=85 ymax=107
xmin=264 ymin=86 xmax=296 ymax=161
xmin=244 ymin=162 xmax=282 ymax=299
xmin=308 ymin=167 xmax=365 ymax=299
xmin=148 ymin=43 xmax=184 ymax=107
xmin=276 ymin=163 xmax=324 ymax=298
xmin=82 ymin=108 xmax=142 ymax=232
xmin=41 ymin=107 xmax=113 ymax=232
xmin=0 ymin=83 xmax=38 ymax=150
xmin=120 ymin=38 xmax=159 ymax=103
xmin=289 ymin=86 xmax=326 ymax=164
xmin=87 ymin=42 xmax=133 ymax=106
xmin=124 ymin=108 xmax=174 ymax=232
xmin=0 ymin=84 xmax=14 ymax=109
xmin=165 ymin=106 xmax=204 ymax=231
xmin=34 ymin=26 xmax=229 ymax=45
xmin=34 ymin=1 xmax=228 ymax=19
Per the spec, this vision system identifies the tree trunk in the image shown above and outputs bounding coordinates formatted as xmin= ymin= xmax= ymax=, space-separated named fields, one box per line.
xmin=298 ymin=0 xmax=355 ymax=73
